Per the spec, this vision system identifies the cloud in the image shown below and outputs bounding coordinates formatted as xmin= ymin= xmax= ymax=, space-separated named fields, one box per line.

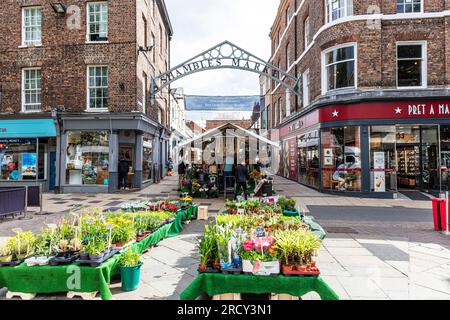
xmin=165 ymin=0 xmax=279 ymax=96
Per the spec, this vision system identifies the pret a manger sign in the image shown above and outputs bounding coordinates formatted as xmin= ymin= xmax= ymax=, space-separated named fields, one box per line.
xmin=407 ymin=103 xmax=450 ymax=116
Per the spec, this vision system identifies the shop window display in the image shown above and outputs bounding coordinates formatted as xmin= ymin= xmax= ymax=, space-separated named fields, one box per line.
xmin=441 ymin=126 xmax=450 ymax=191
xmin=65 ymin=131 xmax=109 ymax=185
xmin=142 ymin=137 xmax=153 ymax=182
xmin=297 ymin=131 xmax=320 ymax=188
xmin=321 ymin=127 xmax=361 ymax=192
xmin=0 ymin=139 xmax=37 ymax=181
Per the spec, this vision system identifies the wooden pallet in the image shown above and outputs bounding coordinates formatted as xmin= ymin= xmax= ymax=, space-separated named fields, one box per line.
xmin=67 ymin=291 xmax=98 ymax=300
xmin=213 ymin=293 xmax=241 ymax=300
xmin=271 ymin=293 xmax=299 ymax=300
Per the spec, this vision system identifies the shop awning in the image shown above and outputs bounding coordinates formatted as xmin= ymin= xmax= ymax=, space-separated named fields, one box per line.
xmin=0 ymin=119 xmax=57 ymax=138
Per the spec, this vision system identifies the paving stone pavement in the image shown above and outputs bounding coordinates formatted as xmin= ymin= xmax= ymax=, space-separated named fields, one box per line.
xmin=1 ymin=175 xmax=449 ymax=300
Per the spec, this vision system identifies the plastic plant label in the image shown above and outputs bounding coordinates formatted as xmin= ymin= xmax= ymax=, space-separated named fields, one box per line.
xmin=255 ymin=227 xmax=265 ymax=238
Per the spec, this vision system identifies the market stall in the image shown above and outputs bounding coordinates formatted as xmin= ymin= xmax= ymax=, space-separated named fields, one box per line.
xmin=180 ymin=197 xmax=337 ymax=300
xmin=177 ymin=123 xmax=281 ymax=199
xmin=0 ymin=200 xmax=197 ymax=300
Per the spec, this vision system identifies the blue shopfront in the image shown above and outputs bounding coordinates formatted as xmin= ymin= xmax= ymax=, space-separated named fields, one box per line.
xmin=0 ymin=119 xmax=57 ymax=191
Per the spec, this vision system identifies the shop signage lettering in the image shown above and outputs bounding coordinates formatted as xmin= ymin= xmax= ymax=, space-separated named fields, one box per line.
xmin=0 ymin=128 xmax=6 ymax=133
xmin=288 ymin=120 xmax=304 ymax=132
xmin=407 ymin=104 xmax=450 ymax=116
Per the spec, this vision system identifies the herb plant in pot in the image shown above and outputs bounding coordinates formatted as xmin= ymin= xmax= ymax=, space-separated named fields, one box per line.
xmin=7 ymin=231 xmax=36 ymax=261
xmin=118 ymin=248 xmax=143 ymax=292
xmin=0 ymin=246 xmax=12 ymax=263
xmin=197 ymin=223 xmax=218 ymax=273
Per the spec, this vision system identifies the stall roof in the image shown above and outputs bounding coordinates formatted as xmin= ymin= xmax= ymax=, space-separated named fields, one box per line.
xmin=178 ymin=123 xmax=280 ymax=149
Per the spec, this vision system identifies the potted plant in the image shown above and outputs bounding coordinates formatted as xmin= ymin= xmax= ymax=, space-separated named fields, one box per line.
xmin=0 ymin=246 xmax=12 ymax=263
xmin=26 ymin=228 xmax=57 ymax=266
xmin=88 ymin=241 xmax=108 ymax=262
xmin=107 ymin=217 xmax=136 ymax=248
xmin=216 ymin=226 xmax=234 ymax=270
xmin=118 ymin=248 xmax=143 ymax=292
xmin=6 ymin=231 xmax=36 ymax=261
xmin=197 ymin=223 xmax=218 ymax=273
xmin=274 ymin=229 xmax=322 ymax=276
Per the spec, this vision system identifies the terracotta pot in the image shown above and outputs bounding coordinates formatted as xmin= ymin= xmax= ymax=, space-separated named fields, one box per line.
xmin=199 ymin=264 xmax=207 ymax=271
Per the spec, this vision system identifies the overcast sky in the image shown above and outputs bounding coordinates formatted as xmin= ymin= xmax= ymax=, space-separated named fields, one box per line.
xmin=165 ymin=0 xmax=279 ymax=96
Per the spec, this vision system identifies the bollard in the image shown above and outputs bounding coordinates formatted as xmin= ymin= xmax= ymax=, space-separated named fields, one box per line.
xmin=446 ymin=191 xmax=450 ymax=236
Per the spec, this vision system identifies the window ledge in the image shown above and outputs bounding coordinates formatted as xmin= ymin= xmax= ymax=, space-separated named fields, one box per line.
xmin=19 ymin=44 xmax=42 ymax=49
xmin=21 ymin=109 xmax=42 ymax=113
xmin=397 ymin=86 xmax=428 ymax=90
xmin=85 ymin=41 xmax=109 ymax=44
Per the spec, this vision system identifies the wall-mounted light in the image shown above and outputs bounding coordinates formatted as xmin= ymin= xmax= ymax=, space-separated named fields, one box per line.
xmin=119 ymin=81 xmax=126 ymax=92
xmin=51 ymin=3 xmax=67 ymax=15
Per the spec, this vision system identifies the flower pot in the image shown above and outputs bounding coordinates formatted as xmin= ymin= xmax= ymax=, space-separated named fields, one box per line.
xmin=120 ymin=262 xmax=143 ymax=292
xmin=15 ymin=253 xmax=30 ymax=261
xmin=89 ymin=253 xmax=104 ymax=262
xmin=79 ymin=252 xmax=89 ymax=261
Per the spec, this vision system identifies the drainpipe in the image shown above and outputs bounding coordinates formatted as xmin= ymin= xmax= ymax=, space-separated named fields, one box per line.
xmin=51 ymin=108 xmax=63 ymax=194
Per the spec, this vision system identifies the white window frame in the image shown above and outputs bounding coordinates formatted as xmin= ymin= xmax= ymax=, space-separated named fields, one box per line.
xmin=396 ymin=40 xmax=427 ymax=89
xmin=86 ymin=2 xmax=108 ymax=43
xmin=396 ymin=0 xmax=423 ymax=14
xmin=304 ymin=16 xmax=310 ymax=50
xmin=286 ymin=43 xmax=292 ymax=68
xmin=325 ymin=0 xmax=353 ymax=24
xmin=303 ymin=69 xmax=310 ymax=107
xmin=86 ymin=65 xmax=109 ymax=112
xmin=21 ymin=6 xmax=42 ymax=47
xmin=321 ymin=42 xmax=358 ymax=95
xmin=22 ymin=67 xmax=42 ymax=113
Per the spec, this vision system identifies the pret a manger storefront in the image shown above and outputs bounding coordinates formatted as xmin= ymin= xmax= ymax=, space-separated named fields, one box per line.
xmin=279 ymin=99 xmax=450 ymax=197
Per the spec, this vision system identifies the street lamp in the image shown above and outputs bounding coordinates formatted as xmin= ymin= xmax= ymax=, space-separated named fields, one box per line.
xmin=50 ymin=3 xmax=66 ymax=15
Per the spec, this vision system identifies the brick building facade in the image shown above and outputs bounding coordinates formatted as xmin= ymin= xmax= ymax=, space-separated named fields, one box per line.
xmin=263 ymin=0 xmax=450 ymax=197
xmin=0 ymin=0 xmax=173 ymax=193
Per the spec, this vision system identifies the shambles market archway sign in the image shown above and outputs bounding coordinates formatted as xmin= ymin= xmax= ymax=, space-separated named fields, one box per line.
xmin=150 ymin=41 xmax=300 ymax=105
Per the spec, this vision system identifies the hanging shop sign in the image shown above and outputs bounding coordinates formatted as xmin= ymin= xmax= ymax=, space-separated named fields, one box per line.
xmin=185 ymin=95 xmax=260 ymax=111
xmin=319 ymin=101 xmax=450 ymax=123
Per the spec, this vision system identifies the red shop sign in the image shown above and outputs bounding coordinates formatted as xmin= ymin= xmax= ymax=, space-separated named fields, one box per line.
xmin=319 ymin=101 xmax=450 ymax=123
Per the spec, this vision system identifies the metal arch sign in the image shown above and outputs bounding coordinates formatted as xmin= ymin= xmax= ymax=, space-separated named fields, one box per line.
xmin=150 ymin=40 xmax=300 ymax=105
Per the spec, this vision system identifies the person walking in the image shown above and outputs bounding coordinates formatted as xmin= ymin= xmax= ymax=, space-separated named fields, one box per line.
xmin=118 ymin=159 xmax=129 ymax=190
xmin=235 ymin=161 xmax=249 ymax=200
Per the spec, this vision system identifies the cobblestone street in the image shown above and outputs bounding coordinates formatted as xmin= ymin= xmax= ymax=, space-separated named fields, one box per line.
xmin=1 ymin=175 xmax=449 ymax=300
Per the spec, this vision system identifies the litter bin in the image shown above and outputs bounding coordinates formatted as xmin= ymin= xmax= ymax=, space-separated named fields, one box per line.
xmin=431 ymin=198 xmax=447 ymax=231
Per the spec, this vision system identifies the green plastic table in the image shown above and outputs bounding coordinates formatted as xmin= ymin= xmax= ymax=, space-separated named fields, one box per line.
xmin=180 ymin=273 xmax=339 ymax=300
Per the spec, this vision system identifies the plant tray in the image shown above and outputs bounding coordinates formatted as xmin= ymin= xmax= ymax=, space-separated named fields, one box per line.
xmin=136 ymin=233 xmax=151 ymax=242
xmin=25 ymin=256 xmax=54 ymax=267
xmin=0 ymin=259 xmax=25 ymax=267
xmin=76 ymin=249 xmax=120 ymax=267
xmin=282 ymin=270 xmax=320 ymax=277
xmin=197 ymin=266 xmax=220 ymax=274
xmin=281 ymin=265 xmax=320 ymax=277
xmin=49 ymin=253 xmax=80 ymax=266
xmin=113 ymin=240 xmax=136 ymax=250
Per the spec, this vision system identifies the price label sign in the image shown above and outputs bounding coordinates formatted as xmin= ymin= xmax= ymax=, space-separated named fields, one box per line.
xmin=255 ymin=226 xmax=265 ymax=238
